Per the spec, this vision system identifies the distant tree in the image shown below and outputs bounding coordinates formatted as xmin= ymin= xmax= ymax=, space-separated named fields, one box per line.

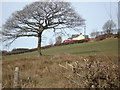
xmin=117 ymin=2 xmax=120 ymax=36
xmin=2 ymin=1 xmax=85 ymax=55
xmin=55 ymin=36 xmax=62 ymax=44
xmin=102 ymin=20 xmax=116 ymax=34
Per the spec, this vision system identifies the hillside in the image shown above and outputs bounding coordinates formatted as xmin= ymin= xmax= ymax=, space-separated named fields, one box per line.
xmin=43 ymin=38 xmax=118 ymax=55
xmin=2 ymin=38 xmax=119 ymax=88
xmin=3 ymin=38 xmax=118 ymax=60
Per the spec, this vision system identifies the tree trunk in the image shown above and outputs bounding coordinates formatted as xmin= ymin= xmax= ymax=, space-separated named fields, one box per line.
xmin=37 ymin=32 xmax=42 ymax=56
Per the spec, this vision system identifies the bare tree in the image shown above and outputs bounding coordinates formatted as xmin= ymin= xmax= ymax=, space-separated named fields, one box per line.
xmin=102 ymin=20 xmax=116 ymax=34
xmin=55 ymin=36 xmax=62 ymax=44
xmin=2 ymin=1 xmax=85 ymax=55
xmin=118 ymin=1 xmax=120 ymax=30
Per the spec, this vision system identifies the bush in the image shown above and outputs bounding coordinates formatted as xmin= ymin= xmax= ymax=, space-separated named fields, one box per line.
xmin=95 ymin=35 xmax=106 ymax=41
xmin=59 ymin=56 xmax=119 ymax=88
xmin=95 ymin=33 xmax=117 ymax=41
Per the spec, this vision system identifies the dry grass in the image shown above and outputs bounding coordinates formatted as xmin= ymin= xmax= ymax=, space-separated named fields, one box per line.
xmin=2 ymin=54 xmax=119 ymax=88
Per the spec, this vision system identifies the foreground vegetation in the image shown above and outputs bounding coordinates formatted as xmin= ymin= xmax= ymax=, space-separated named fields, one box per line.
xmin=2 ymin=38 xmax=119 ymax=88
xmin=2 ymin=54 xmax=119 ymax=88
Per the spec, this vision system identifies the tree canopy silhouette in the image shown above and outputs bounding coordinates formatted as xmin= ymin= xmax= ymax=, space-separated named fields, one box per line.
xmin=102 ymin=20 xmax=116 ymax=34
xmin=2 ymin=1 xmax=85 ymax=55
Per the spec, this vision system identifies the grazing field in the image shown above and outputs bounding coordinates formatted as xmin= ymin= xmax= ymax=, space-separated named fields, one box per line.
xmin=2 ymin=38 xmax=119 ymax=88
xmin=42 ymin=38 xmax=118 ymax=55
xmin=3 ymin=38 xmax=118 ymax=60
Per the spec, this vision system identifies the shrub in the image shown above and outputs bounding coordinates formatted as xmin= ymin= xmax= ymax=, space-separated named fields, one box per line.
xmin=59 ymin=56 xmax=119 ymax=88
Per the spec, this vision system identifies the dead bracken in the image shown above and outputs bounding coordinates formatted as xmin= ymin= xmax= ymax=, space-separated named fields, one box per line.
xmin=2 ymin=54 xmax=119 ymax=88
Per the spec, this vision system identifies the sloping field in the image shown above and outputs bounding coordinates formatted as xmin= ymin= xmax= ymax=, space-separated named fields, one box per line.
xmin=2 ymin=38 xmax=119 ymax=88
xmin=3 ymin=38 xmax=118 ymax=60
xmin=42 ymin=38 xmax=118 ymax=55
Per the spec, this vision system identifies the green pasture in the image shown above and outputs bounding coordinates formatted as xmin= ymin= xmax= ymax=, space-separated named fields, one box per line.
xmin=3 ymin=38 xmax=118 ymax=60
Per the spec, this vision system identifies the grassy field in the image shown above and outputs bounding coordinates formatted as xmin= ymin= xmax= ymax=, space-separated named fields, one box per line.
xmin=42 ymin=38 xmax=118 ymax=55
xmin=2 ymin=38 xmax=119 ymax=88
xmin=3 ymin=38 xmax=118 ymax=60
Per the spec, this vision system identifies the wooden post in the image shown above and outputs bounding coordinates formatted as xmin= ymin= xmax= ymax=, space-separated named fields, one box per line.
xmin=13 ymin=67 xmax=21 ymax=88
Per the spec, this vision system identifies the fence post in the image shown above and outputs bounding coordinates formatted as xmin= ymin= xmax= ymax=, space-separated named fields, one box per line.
xmin=13 ymin=67 xmax=21 ymax=88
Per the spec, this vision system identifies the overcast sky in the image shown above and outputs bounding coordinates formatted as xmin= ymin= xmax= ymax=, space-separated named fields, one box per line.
xmin=1 ymin=0 xmax=118 ymax=51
